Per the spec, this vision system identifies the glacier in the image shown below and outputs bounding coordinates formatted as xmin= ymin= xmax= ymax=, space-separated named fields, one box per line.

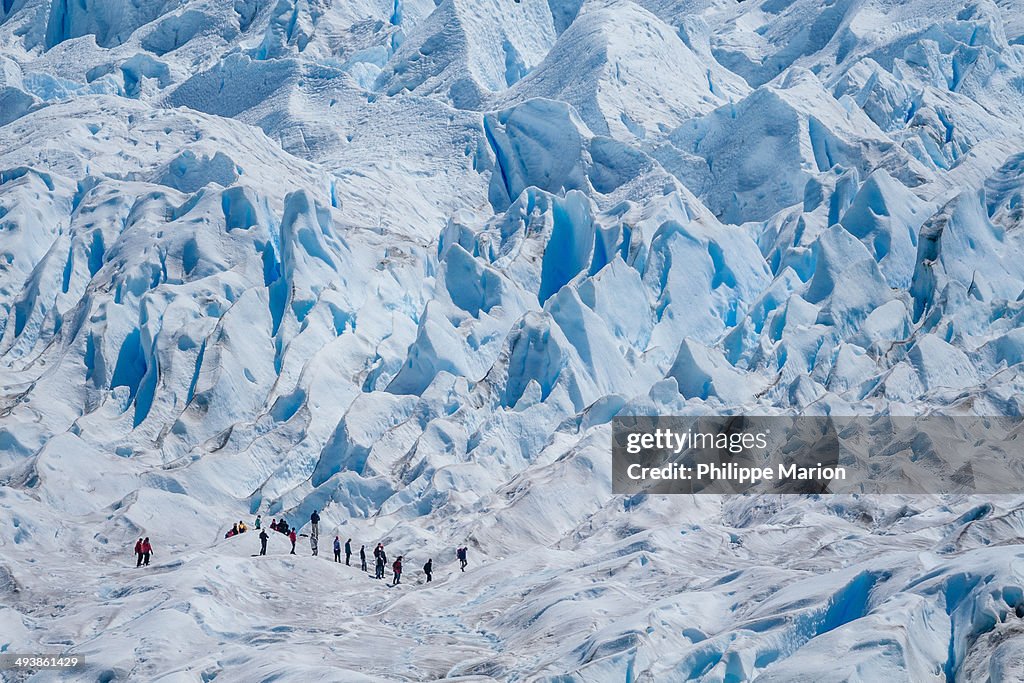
xmin=2 ymin=0 xmax=1024 ymax=680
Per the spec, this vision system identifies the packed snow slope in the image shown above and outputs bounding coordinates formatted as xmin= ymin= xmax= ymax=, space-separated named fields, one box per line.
xmin=2 ymin=0 xmax=1024 ymax=680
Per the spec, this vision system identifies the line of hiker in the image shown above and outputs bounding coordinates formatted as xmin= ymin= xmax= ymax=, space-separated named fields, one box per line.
xmin=248 ymin=509 xmax=470 ymax=584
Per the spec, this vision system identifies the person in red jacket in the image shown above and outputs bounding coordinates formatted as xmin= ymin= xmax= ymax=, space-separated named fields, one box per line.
xmin=141 ymin=538 xmax=153 ymax=566
xmin=289 ymin=529 xmax=297 ymax=555
xmin=392 ymin=556 xmax=403 ymax=585
xmin=134 ymin=538 xmax=144 ymax=567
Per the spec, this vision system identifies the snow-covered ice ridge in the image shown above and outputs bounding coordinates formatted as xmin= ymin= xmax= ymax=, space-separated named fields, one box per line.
xmin=2 ymin=0 xmax=1024 ymax=680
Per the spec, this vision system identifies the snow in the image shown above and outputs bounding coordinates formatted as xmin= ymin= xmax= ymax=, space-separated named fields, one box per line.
xmin=1 ymin=0 xmax=1024 ymax=680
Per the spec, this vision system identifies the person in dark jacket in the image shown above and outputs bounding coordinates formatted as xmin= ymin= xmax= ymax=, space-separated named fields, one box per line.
xmin=259 ymin=529 xmax=269 ymax=556
xmin=141 ymin=538 xmax=153 ymax=566
xmin=375 ymin=554 xmax=385 ymax=579
xmin=333 ymin=536 xmax=342 ymax=563
xmin=310 ymin=510 xmax=320 ymax=538
xmin=344 ymin=538 xmax=352 ymax=566
xmin=392 ymin=557 xmax=403 ymax=585
xmin=423 ymin=558 xmax=433 ymax=583
xmin=360 ymin=545 xmax=367 ymax=572
xmin=289 ymin=529 xmax=297 ymax=554
xmin=457 ymin=546 xmax=468 ymax=571
xmin=134 ymin=538 xmax=144 ymax=567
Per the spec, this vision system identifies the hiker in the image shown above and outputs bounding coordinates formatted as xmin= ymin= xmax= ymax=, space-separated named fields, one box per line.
xmin=360 ymin=545 xmax=367 ymax=572
xmin=134 ymin=538 xmax=144 ymax=567
xmin=289 ymin=528 xmax=297 ymax=554
xmin=270 ymin=518 xmax=278 ymax=532
xmin=259 ymin=529 xmax=269 ymax=556
xmin=345 ymin=538 xmax=352 ymax=566
xmin=311 ymin=533 xmax=319 ymax=557
xmin=231 ymin=523 xmax=239 ymax=536
xmin=225 ymin=527 xmax=236 ymax=539
xmin=238 ymin=521 xmax=247 ymax=533
xmin=392 ymin=556 xmax=403 ymax=585
xmin=458 ymin=547 xmax=468 ymax=571
xmin=141 ymin=538 xmax=152 ymax=566
xmin=255 ymin=514 xmax=262 ymax=530
xmin=279 ymin=520 xmax=289 ymax=535
xmin=310 ymin=510 xmax=320 ymax=538
xmin=374 ymin=543 xmax=388 ymax=578
xmin=333 ymin=536 xmax=342 ymax=563
xmin=424 ymin=558 xmax=433 ymax=583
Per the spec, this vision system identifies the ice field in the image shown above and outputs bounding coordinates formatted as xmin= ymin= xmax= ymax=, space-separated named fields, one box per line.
xmin=3 ymin=0 xmax=1024 ymax=680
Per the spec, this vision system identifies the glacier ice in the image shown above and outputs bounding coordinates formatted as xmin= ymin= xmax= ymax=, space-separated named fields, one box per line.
xmin=1 ymin=0 xmax=1024 ymax=680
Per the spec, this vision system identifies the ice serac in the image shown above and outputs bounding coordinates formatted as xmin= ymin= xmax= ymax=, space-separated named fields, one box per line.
xmin=710 ymin=0 xmax=858 ymax=88
xmin=665 ymin=68 xmax=930 ymax=224
xmin=484 ymin=99 xmax=591 ymax=210
xmin=908 ymin=333 xmax=977 ymax=392
xmin=667 ymin=337 xmax=757 ymax=405
xmin=912 ymin=180 xmax=1024 ymax=320
xmin=641 ymin=209 xmax=771 ymax=352
xmin=0 ymin=57 xmax=36 ymax=126
xmin=804 ymin=224 xmax=897 ymax=335
xmin=376 ymin=0 xmax=557 ymax=106
xmin=45 ymin=0 xmax=175 ymax=50
xmin=576 ymin=255 xmax=652 ymax=351
xmin=838 ymin=169 xmax=929 ymax=289
xmin=490 ymin=310 xmax=585 ymax=410
xmin=483 ymin=97 xmax=668 ymax=211
xmin=984 ymin=151 xmax=1024 ymax=232
xmin=387 ymin=242 xmax=527 ymax=396
xmin=545 ymin=283 xmax=657 ymax=399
